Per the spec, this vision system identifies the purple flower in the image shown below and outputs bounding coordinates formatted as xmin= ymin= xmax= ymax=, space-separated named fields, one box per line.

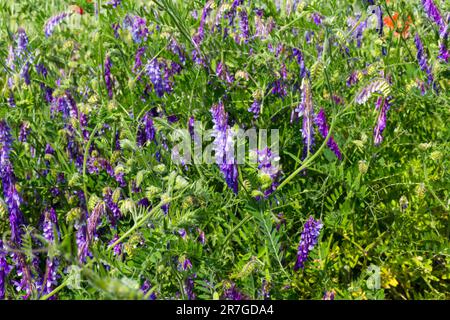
xmin=421 ymin=0 xmax=445 ymax=33
xmin=112 ymin=23 xmax=121 ymax=38
xmin=305 ymin=31 xmax=314 ymax=44
xmin=348 ymin=16 xmax=367 ymax=48
xmin=257 ymin=147 xmax=281 ymax=196
xmin=162 ymin=203 xmax=170 ymax=215
xmin=438 ymin=17 xmax=449 ymax=62
xmin=41 ymin=208 xmax=60 ymax=299
xmin=106 ymin=0 xmax=121 ymax=8
xmin=104 ymin=55 xmax=113 ymax=99
xmin=18 ymin=122 xmax=30 ymax=143
xmin=103 ymin=188 xmax=121 ymax=227
xmin=145 ymin=59 xmax=172 ymax=97
xmin=76 ymin=224 xmax=89 ymax=263
xmin=223 ymin=283 xmax=248 ymax=300
xmin=86 ymin=202 xmax=106 ymax=246
xmin=0 ymin=240 xmax=12 ymax=300
xmin=414 ymin=33 xmax=435 ymax=87
xmin=323 ymin=291 xmax=335 ymax=300
xmin=254 ymin=10 xmax=274 ymax=39
xmin=35 ymin=64 xmax=48 ymax=78
xmin=0 ymin=120 xmax=25 ymax=244
xmin=294 ymin=216 xmax=323 ymax=271
xmin=315 ymin=109 xmax=342 ymax=160
xmin=372 ymin=6 xmax=384 ymax=37
xmin=261 ymin=279 xmax=270 ymax=300
xmin=15 ymin=28 xmax=29 ymax=58
xmin=192 ymin=2 xmax=212 ymax=65
xmin=238 ymin=9 xmax=249 ymax=43
xmin=141 ymin=280 xmax=157 ymax=300
xmin=197 ymin=228 xmax=205 ymax=245
xmin=123 ymin=15 xmax=149 ymax=43
xmin=292 ymin=48 xmax=308 ymax=78
xmin=109 ymin=234 xmax=122 ymax=256
xmin=248 ymin=99 xmax=261 ymax=118
xmin=137 ymin=112 xmax=156 ymax=147
xmin=311 ymin=12 xmax=323 ymax=26
xmin=373 ymin=97 xmax=391 ymax=146
xmin=168 ymin=39 xmax=186 ymax=64
xmin=193 ymin=2 xmax=212 ymax=46
xmin=133 ymin=47 xmax=146 ymax=75
xmin=87 ymin=155 xmax=125 ymax=187
xmin=7 ymin=93 xmax=15 ymax=108
xmin=271 ymin=79 xmax=287 ymax=97
xmin=44 ymin=12 xmax=70 ymax=38
xmin=178 ymin=228 xmax=187 ymax=239
xmin=216 ymin=62 xmax=234 ymax=83
xmin=21 ymin=62 xmax=31 ymax=85
xmin=65 ymin=124 xmax=84 ymax=170
xmin=210 ymin=101 xmax=239 ymax=194
xmin=185 ymin=275 xmax=196 ymax=300
xmin=295 ymin=79 xmax=315 ymax=157
xmin=45 ymin=144 xmax=55 ymax=157
xmin=188 ymin=116 xmax=195 ymax=138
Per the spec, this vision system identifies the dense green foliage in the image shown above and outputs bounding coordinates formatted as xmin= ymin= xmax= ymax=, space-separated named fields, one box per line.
xmin=0 ymin=0 xmax=449 ymax=300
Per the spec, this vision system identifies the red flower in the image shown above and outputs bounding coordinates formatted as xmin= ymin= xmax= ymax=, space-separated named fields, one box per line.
xmin=69 ymin=5 xmax=84 ymax=15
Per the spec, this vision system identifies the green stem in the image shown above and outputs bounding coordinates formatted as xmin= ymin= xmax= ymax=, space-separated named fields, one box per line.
xmin=108 ymin=191 xmax=187 ymax=249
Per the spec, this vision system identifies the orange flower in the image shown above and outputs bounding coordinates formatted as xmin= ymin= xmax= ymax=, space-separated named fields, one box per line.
xmin=384 ymin=12 xmax=412 ymax=38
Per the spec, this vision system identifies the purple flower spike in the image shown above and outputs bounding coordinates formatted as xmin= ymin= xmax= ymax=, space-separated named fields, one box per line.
xmin=257 ymin=147 xmax=281 ymax=196
xmin=414 ymin=33 xmax=435 ymax=87
xmin=294 ymin=216 xmax=323 ymax=271
xmin=104 ymin=55 xmax=114 ymax=99
xmin=292 ymin=48 xmax=308 ymax=79
xmin=438 ymin=17 xmax=449 ymax=63
xmin=373 ymin=97 xmax=391 ymax=146
xmin=193 ymin=1 xmax=212 ymax=46
xmin=0 ymin=240 xmax=12 ymax=300
xmin=103 ymin=188 xmax=121 ymax=227
xmin=86 ymin=202 xmax=106 ymax=245
xmin=323 ymin=291 xmax=335 ymax=300
xmin=145 ymin=59 xmax=172 ymax=97
xmin=248 ymin=99 xmax=261 ymax=118
xmin=15 ymin=28 xmax=29 ymax=58
xmin=223 ymin=283 xmax=249 ymax=300
xmin=141 ymin=280 xmax=157 ymax=300
xmin=133 ymin=47 xmax=146 ymax=75
xmin=211 ymin=101 xmax=239 ymax=194
xmin=295 ymin=78 xmax=315 ymax=157
xmin=8 ymin=93 xmax=16 ymax=108
xmin=374 ymin=6 xmax=383 ymax=37
xmin=109 ymin=234 xmax=122 ymax=256
xmin=18 ymin=122 xmax=31 ymax=143
xmin=112 ymin=23 xmax=121 ymax=38
xmin=106 ymin=0 xmax=121 ymax=8
xmin=137 ymin=112 xmax=156 ymax=147
xmin=421 ymin=0 xmax=445 ymax=33
xmin=311 ymin=12 xmax=323 ymax=26
xmin=185 ymin=275 xmax=196 ymax=300
xmin=238 ymin=9 xmax=249 ymax=43
xmin=41 ymin=208 xmax=60 ymax=299
xmin=44 ymin=12 xmax=70 ymax=38
xmin=0 ymin=120 xmax=25 ymax=244
xmin=123 ymin=15 xmax=149 ymax=43
xmin=315 ymin=109 xmax=342 ymax=160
